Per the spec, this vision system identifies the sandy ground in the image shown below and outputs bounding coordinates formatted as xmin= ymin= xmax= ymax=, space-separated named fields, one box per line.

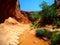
xmin=19 ymin=29 xmax=49 ymax=45
xmin=1 ymin=17 xmax=57 ymax=45
xmin=0 ymin=17 xmax=31 ymax=45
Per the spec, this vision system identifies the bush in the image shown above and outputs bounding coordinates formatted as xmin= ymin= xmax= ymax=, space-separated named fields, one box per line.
xmin=54 ymin=21 xmax=60 ymax=28
xmin=36 ymin=29 xmax=52 ymax=39
xmin=36 ymin=29 xmax=60 ymax=45
xmin=51 ymin=34 xmax=60 ymax=45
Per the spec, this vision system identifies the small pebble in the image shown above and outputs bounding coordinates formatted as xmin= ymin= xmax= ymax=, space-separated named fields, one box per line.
xmin=33 ymin=41 xmax=38 ymax=44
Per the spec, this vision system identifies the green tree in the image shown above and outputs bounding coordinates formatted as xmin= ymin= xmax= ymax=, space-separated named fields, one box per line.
xmin=39 ymin=1 xmax=57 ymax=25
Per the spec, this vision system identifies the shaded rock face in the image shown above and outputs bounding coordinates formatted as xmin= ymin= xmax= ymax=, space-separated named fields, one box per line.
xmin=21 ymin=11 xmax=31 ymax=20
xmin=0 ymin=0 xmax=30 ymax=24
xmin=55 ymin=0 xmax=60 ymax=16
xmin=55 ymin=0 xmax=60 ymax=8
xmin=0 ymin=0 xmax=17 ymax=23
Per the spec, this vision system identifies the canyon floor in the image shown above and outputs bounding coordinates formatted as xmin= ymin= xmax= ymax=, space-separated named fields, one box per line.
xmin=18 ymin=25 xmax=60 ymax=45
xmin=19 ymin=28 xmax=49 ymax=45
xmin=1 ymin=17 xmax=60 ymax=45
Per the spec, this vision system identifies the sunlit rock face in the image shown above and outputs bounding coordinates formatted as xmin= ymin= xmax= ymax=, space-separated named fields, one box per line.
xmin=0 ymin=0 xmax=30 ymax=24
xmin=0 ymin=17 xmax=31 ymax=45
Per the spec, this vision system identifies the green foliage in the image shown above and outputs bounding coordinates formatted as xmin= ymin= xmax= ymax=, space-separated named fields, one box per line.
xmin=36 ymin=29 xmax=60 ymax=45
xmin=30 ymin=12 xmax=40 ymax=21
xmin=39 ymin=1 xmax=57 ymax=25
xmin=30 ymin=12 xmax=41 ymax=28
xmin=51 ymin=34 xmax=60 ymax=45
xmin=40 ymin=1 xmax=56 ymax=18
xmin=30 ymin=1 xmax=60 ymax=27
xmin=36 ymin=29 xmax=52 ymax=39
xmin=54 ymin=21 xmax=60 ymax=28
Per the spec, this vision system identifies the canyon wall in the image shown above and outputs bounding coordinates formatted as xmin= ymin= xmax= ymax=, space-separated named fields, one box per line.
xmin=55 ymin=0 xmax=60 ymax=16
xmin=0 ymin=0 xmax=30 ymax=23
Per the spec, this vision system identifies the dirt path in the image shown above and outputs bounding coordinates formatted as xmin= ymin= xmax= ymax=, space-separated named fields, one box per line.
xmin=19 ymin=29 xmax=49 ymax=45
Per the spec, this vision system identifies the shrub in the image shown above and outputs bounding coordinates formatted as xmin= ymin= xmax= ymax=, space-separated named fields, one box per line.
xmin=36 ymin=29 xmax=52 ymax=39
xmin=51 ymin=34 xmax=60 ymax=45
xmin=54 ymin=21 xmax=60 ymax=28
xmin=36 ymin=29 xmax=60 ymax=45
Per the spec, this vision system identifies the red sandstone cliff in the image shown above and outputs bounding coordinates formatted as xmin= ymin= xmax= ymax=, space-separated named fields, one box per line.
xmin=0 ymin=0 xmax=30 ymax=24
